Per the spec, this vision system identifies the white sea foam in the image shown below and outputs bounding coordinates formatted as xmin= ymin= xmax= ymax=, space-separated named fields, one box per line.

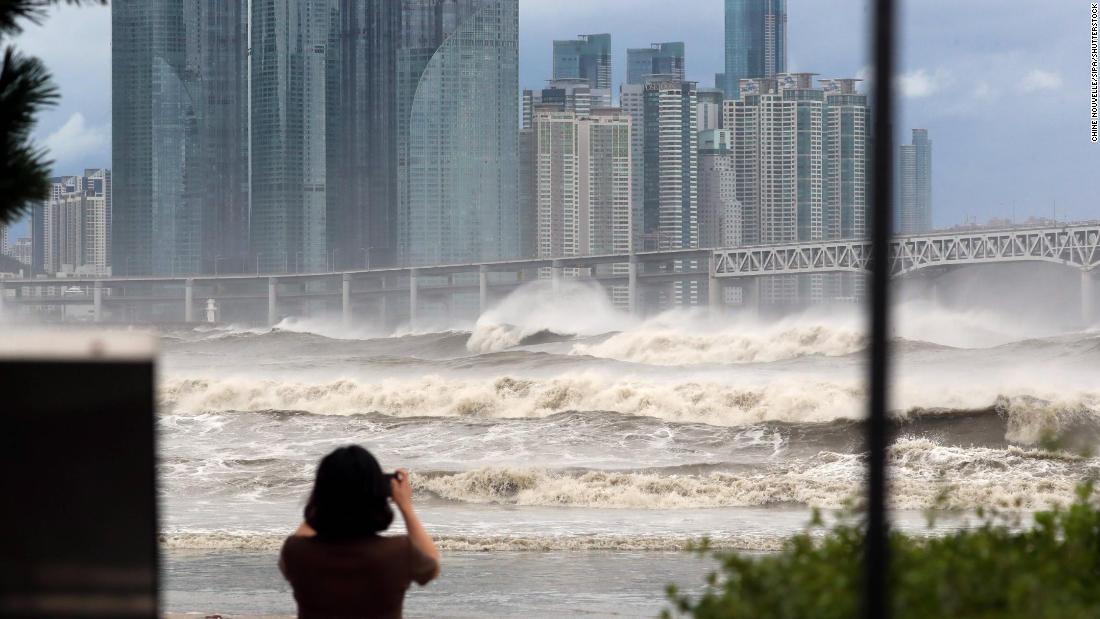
xmin=572 ymin=309 xmax=866 ymax=365
xmin=160 ymin=374 xmax=866 ymax=425
xmin=160 ymin=373 xmax=1100 ymax=431
xmin=411 ymin=439 xmax=1097 ymax=511
xmin=159 ymin=530 xmax=783 ymax=552
xmin=468 ymin=280 xmax=630 ymax=353
xmin=462 ymin=281 xmax=1065 ymax=363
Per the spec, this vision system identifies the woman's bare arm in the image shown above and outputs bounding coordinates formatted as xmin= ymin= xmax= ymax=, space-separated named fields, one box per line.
xmin=390 ymin=469 xmax=441 ymax=581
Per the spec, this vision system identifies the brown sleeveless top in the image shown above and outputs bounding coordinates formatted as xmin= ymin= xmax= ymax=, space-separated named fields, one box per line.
xmin=280 ymin=534 xmax=438 ymax=619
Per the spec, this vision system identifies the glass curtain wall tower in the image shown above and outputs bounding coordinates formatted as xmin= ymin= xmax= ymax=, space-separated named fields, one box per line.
xmin=552 ymin=34 xmax=612 ymax=91
xmin=250 ymin=0 xmax=335 ymax=274
xmin=327 ymin=2 xmax=401 ymax=270
xmin=112 ymin=0 xmax=249 ymax=276
xmin=723 ymin=0 xmax=787 ymax=99
xmin=399 ymin=0 xmax=520 ymax=267
xmin=899 ymin=129 xmax=933 ymax=234
xmin=626 ymin=42 xmax=685 ymax=85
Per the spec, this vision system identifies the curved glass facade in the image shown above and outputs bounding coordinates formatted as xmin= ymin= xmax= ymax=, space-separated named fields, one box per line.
xmin=112 ymin=0 xmax=249 ymax=276
xmin=400 ymin=0 xmax=519 ymax=267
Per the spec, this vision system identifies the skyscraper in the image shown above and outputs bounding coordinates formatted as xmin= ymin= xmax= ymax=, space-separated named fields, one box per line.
xmin=626 ymin=42 xmax=686 ymax=85
xmin=698 ymin=129 xmax=741 ymax=249
xmin=642 ymin=80 xmax=698 ymax=251
xmin=697 ymin=88 xmax=725 ymax=131
xmin=723 ymin=0 xmax=787 ymax=99
xmin=531 ymin=108 xmax=633 ymax=303
xmin=823 ymin=78 xmax=870 ymax=301
xmin=552 ymin=34 xmax=612 ymax=91
xmin=112 ymin=0 xmax=249 ymax=276
xmin=249 ymin=0 xmax=334 ymax=274
xmin=399 ymin=0 xmax=520 ymax=267
xmin=726 ymin=74 xmax=870 ymax=305
xmin=523 ymin=79 xmax=598 ymax=130
xmin=327 ymin=2 xmax=402 ymax=270
xmin=33 ymin=170 xmax=112 ymax=276
xmin=620 ymin=82 xmax=647 ymax=250
xmin=900 ymin=129 xmax=933 ymax=234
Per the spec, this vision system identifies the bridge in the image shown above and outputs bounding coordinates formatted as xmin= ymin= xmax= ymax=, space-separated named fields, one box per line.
xmin=1 ymin=223 xmax=1097 ymax=325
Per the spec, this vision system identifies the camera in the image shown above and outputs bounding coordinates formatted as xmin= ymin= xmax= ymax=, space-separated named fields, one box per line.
xmin=382 ymin=471 xmax=403 ymax=495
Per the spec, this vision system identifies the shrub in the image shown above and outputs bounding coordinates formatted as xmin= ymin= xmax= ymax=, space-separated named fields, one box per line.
xmin=664 ymin=483 xmax=1100 ymax=619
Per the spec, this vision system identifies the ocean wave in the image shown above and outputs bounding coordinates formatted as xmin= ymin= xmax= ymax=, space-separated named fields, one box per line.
xmin=570 ymin=315 xmax=866 ymax=365
xmin=412 ymin=438 xmax=1098 ymax=511
xmin=159 ymin=530 xmax=783 ymax=553
xmin=160 ymin=375 xmax=1100 ymax=432
xmin=160 ymin=374 xmax=866 ymax=425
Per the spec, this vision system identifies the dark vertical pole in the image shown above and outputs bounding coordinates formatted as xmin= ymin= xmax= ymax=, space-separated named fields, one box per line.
xmin=867 ymin=0 xmax=896 ymax=618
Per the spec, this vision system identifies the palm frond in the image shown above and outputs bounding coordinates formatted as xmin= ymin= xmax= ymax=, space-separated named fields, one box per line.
xmin=0 ymin=0 xmax=108 ymax=36
xmin=0 ymin=46 xmax=58 ymax=224
xmin=0 ymin=0 xmax=107 ymax=223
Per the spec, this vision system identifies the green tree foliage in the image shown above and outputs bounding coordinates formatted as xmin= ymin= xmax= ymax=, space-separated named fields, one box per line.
xmin=0 ymin=0 xmax=105 ymax=225
xmin=665 ymin=483 xmax=1100 ymax=619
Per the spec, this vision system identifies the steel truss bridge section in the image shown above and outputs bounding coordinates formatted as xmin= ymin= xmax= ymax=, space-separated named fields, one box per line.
xmin=713 ymin=224 xmax=1100 ymax=278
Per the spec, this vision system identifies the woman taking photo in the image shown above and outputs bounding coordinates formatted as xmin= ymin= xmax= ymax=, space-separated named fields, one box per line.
xmin=280 ymin=445 xmax=440 ymax=618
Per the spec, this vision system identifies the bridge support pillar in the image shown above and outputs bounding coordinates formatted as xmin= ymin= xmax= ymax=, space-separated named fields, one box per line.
xmin=184 ymin=279 xmax=194 ymax=323
xmin=1084 ymin=270 xmax=1096 ymax=326
xmin=628 ymin=256 xmax=639 ymax=316
xmin=93 ymin=281 xmax=103 ymax=323
xmin=708 ymin=256 xmax=722 ymax=315
xmin=342 ymin=274 xmax=352 ymax=327
xmin=267 ymin=278 xmax=278 ymax=327
xmin=479 ymin=265 xmax=489 ymax=315
xmin=409 ymin=269 xmax=419 ymax=329
xmin=551 ymin=260 xmax=563 ymax=295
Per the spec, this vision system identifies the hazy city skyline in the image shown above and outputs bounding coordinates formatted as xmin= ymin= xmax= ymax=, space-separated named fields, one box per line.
xmin=8 ymin=0 xmax=1096 ymax=242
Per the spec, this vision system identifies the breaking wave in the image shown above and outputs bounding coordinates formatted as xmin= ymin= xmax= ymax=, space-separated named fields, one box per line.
xmin=160 ymin=374 xmax=865 ymax=425
xmin=412 ymin=438 xmax=1098 ymax=511
xmin=571 ymin=311 xmax=867 ymax=365
xmin=160 ymin=375 xmax=1099 ymax=431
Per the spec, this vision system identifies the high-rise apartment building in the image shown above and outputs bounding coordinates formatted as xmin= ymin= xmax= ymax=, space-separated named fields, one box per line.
xmin=620 ymin=83 xmax=647 ymax=250
xmin=532 ymin=109 xmax=632 ymax=259
xmin=642 ymin=80 xmax=699 ymax=252
xmin=399 ymin=0 xmax=520 ymax=267
xmin=11 ymin=238 xmax=32 ymax=268
xmin=552 ymin=34 xmax=612 ymax=91
xmin=112 ymin=0 xmax=249 ymax=276
xmin=726 ymin=74 xmax=868 ymax=305
xmin=0 ymin=225 xmax=8 ymax=257
xmin=531 ymin=108 xmax=632 ymax=303
xmin=900 ymin=129 xmax=933 ymax=234
xmin=523 ymin=79 xmax=602 ymax=130
xmin=626 ymin=42 xmax=686 ymax=85
xmin=32 ymin=170 xmax=112 ymax=277
xmin=698 ymin=129 xmax=741 ymax=249
xmin=723 ymin=0 xmax=787 ymax=99
xmin=822 ymin=79 xmax=870 ymax=301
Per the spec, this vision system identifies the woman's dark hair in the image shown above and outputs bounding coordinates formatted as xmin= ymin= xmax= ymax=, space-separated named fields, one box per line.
xmin=305 ymin=445 xmax=393 ymax=540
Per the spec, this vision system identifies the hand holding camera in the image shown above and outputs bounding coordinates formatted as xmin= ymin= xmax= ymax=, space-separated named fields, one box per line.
xmin=387 ymin=469 xmax=413 ymax=512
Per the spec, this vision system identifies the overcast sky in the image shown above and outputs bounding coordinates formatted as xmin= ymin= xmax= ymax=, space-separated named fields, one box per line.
xmin=9 ymin=0 xmax=1098 ymax=237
